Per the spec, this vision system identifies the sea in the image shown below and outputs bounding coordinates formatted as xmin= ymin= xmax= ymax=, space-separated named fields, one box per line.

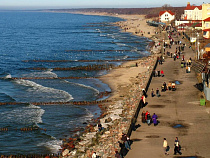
xmin=0 ymin=11 xmax=151 ymax=155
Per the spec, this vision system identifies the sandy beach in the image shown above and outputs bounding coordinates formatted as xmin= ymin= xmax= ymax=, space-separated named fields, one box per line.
xmin=60 ymin=11 xmax=162 ymax=157
xmin=65 ymin=11 xmax=156 ymax=39
xmin=114 ymin=14 xmax=156 ymax=39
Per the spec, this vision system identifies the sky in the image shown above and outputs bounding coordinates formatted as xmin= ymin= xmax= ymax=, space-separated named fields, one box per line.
xmin=0 ymin=0 xmax=209 ymax=10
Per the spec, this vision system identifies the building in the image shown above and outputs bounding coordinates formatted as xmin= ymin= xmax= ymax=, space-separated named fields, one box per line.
xmin=202 ymin=3 xmax=210 ymax=28
xmin=182 ymin=2 xmax=202 ymax=20
xmin=159 ymin=10 xmax=175 ymax=23
xmin=202 ymin=4 xmax=210 ymax=38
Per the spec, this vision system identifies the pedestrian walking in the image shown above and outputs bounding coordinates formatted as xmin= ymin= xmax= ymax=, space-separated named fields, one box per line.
xmin=161 ymin=70 xmax=164 ymax=77
xmin=145 ymin=111 xmax=151 ymax=125
xmin=188 ymin=66 xmax=191 ymax=73
xmin=151 ymin=88 xmax=154 ymax=97
xmin=125 ymin=139 xmax=131 ymax=150
xmin=174 ymin=137 xmax=182 ymax=155
xmin=163 ymin=138 xmax=169 ymax=155
xmin=156 ymin=88 xmax=160 ymax=97
xmin=141 ymin=111 xmax=146 ymax=123
xmin=141 ymin=95 xmax=146 ymax=106
xmin=163 ymin=82 xmax=167 ymax=91
xmin=152 ymin=113 xmax=158 ymax=126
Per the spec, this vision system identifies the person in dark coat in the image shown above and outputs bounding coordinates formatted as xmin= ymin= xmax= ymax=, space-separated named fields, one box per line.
xmin=151 ymin=88 xmax=154 ymax=97
xmin=142 ymin=89 xmax=147 ymax=98
xmin=141 ymin=111 xmax=146 ymax=123
xmin=156 ymin=88 xmax=160 ymax=97
xmin=174 ymin=137 xmax=182 ymax=155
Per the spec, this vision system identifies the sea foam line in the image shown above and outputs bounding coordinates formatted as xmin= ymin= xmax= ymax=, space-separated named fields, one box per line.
xmin=14 ymin=79 xmax=74 ymax=102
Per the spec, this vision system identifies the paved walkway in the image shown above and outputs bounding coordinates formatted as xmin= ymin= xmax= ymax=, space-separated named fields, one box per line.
xmin=126 ymin=34 xmax=210 ymax=158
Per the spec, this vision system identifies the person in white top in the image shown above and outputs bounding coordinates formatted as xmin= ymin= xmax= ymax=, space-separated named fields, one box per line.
xmin=163 ymin=138 xmax=169 ymax=155
xmin=92 ymin=152 xmax=97 ymax=158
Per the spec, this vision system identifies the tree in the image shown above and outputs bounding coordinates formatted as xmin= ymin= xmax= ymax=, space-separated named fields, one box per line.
xmin=162 ymin=4 xmax=172 ymax=9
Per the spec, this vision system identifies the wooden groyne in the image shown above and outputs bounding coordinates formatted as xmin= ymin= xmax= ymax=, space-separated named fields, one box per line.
xmin=11 ymin=76 xmax=98 ymax=80
xmin=65 ymin=49 xmax=142 ymax=52
xmin=23 ymin=58 xmax=138 ymax=63
xmin=0 ymin=99 xmax=112 ymax=106
xmin=27 ymin=64 xmax=115 ymax=71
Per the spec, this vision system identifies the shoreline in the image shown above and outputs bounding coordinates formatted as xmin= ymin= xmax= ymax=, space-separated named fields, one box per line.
xmin=59 ymin=11 xmax=162 ymax=157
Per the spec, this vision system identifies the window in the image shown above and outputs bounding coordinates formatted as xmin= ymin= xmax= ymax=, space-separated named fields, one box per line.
xmin=203 ymin=31 xmax=207 ymax=36
xmin=206 ymin=23 xmax=209 ymax=27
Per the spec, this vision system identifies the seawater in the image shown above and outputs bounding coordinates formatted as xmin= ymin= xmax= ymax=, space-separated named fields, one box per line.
xmin=0 ymin=11 xmax=151 ymax=155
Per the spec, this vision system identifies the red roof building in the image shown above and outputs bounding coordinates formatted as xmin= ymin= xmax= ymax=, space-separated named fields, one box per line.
xmin=185 ymin=2 xmax=202 ymax=10
xmin=159 ymin=10 xmax=175 ymax=17
xmin=204 ymin=17 xmax=210 ymax=22
xmin=182 ymin=2 xmax=202 ymax=20
xmin=159 ymin=10 xmax=175 ymax=23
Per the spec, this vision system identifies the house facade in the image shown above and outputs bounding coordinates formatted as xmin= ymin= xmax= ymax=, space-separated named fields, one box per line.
xmin=202 ymin=4 xmax=210 ymax=38
xmin=159 ymin=10 xmax=175 ymax=23
xmin=182 ymin=2 xmax=202 ymax=20
xmin=202 ymin=3 xmax=210 ymax=39
xmin=202 ymin=4 xmax=210 ymax=30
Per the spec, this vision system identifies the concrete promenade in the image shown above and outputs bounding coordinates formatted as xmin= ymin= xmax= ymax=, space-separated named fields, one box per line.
xmin=126 ymin=34 xmax=210 ymax=158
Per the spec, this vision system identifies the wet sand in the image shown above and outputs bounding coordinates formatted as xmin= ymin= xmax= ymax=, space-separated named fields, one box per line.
xmin=60 ymin=12 xmax=161 ymax=157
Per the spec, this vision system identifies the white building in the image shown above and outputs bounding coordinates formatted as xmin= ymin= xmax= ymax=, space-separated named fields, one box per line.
xmin=182 ymin=2 xmax=202 ymax=20
xmin=159 ymin=10 xmax=175 ymax=23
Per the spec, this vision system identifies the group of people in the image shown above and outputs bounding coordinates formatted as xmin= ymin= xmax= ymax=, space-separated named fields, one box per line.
xmin=152 ymin=69 xmax=164 ymax=77
xmin=151 ymin=88 xmax=161 ymax=97
xmin=181 ymin=57 xmax=192 ymax=73
xmin=141 ymin=111 xmax=158 ymax=126
xmin=163 ymin=137 xmax=182 ymax=155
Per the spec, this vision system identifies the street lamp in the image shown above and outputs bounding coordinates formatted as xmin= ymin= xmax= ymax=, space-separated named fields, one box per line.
xmin=197 ymin=41 xmax=200 ymax=60
xmin=197 ymin=33 xmax=200 ymax=60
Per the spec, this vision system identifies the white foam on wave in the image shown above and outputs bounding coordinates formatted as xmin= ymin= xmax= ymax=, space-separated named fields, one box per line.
xmin=100 ymin=34 xmax=106 ymax=37
xmin=4 ymin=74 xmax=12 ymax=79
xmin=116 ymin=43 xmax=127 ymax=47
xmin=14 ymin=79 xmax=74 ymax=102
xmin=96 ymin=29 xmax=101 ymax=33
xmin=123 ymin=55 xmax=128 ymax=59
xmin=0 ymin=104 xmax=45 ymax=124
xmin=37 ymin=139 xmax=62 ymax=154
xmin=63 ymin=80 xmax=99 ymax=94
xmin=22 ymin=70 xmax=58 ymax=78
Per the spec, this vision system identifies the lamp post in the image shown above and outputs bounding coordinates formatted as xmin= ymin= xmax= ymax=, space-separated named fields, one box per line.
xmin=197 ymin=41 xmax=200 ymax=60
xmin=197 ymin=33 xmax=200 ymax=60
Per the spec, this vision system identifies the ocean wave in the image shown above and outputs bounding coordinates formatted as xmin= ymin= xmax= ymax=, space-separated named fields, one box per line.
xmin=116 ymin=43 xmax=127 ymax=47
xmin=63 ymin=80 xmax=99 ymax=95
xmin=14 ymin=79 xmax=74 ymax=102
xmin=21 ymin=69 xmax=58 ymax=78
xmin=100 ymin=34 xmax=106 ymax=37
xmin=0 ymin=104 xmax=45 ymax=124
xmin=37 ymin=139 xmax=62 ymax=154
xmin=95 ymin=29 xmax=101 ymax=33
xmin=2 ymin=74 xmax=12 ymax=79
